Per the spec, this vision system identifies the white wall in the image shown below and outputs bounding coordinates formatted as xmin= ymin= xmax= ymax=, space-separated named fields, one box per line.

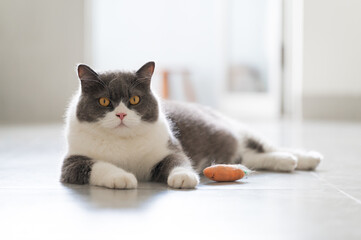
xmin=0 ymin=0 xmax=84 ymax=123
xmin=302 ymin=0 xmax=361 ymax=120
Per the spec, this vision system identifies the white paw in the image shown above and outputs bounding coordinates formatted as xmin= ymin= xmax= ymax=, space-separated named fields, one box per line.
xmin=272 ymin=152 xmax=298 ymax=172
xmin=90 ymin=162 xmax=138 ymax=189
xmin=102 ymin=172 xmax=138 ymax=189
xmin=296 ymin=151 xmax=323 ymax=170
xmin=168 ymin=167 xmax=199 ymax=189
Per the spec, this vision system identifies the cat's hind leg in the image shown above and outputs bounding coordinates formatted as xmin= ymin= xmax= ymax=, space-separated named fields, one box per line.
xmin=239 ymin=136 xmax=322 ymax=171
xmin=238 ymin=136 xmax=296 ymax=172
xmin=281 ymin=149 xmax=323 ymax=170
xmin=242 ymin=151 xmax=298 ymax=172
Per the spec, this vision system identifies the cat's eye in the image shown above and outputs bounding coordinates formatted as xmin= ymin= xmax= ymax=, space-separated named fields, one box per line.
xmin=99 ymin=97 xmax=110 ymax=107
xmin=129 ymin=96 xmax=140 ymax=105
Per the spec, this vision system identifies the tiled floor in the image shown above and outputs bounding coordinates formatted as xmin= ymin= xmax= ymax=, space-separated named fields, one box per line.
xmin=0 ymin=121 xmax=360 ymax=239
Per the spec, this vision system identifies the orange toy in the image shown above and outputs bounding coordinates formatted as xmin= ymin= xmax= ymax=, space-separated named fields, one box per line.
xmin=203 ymin=164 xmax=250 ymax=182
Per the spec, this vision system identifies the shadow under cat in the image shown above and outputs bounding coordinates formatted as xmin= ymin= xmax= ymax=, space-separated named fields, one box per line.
xmin=62 ymin=181 xmax=199 ymax=209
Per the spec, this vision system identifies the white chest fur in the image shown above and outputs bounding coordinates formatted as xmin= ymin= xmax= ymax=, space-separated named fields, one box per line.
xmin=66 ymin=117 xmax=172 ymax=181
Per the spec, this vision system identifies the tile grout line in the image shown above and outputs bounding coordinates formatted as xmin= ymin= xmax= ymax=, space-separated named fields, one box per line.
xmin=311 ymin=172 xmax=361 ymax=205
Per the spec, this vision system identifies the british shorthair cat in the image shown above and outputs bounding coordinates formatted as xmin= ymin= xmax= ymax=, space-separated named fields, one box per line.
xmin=61 ymin=62 xmax=322 ymax=189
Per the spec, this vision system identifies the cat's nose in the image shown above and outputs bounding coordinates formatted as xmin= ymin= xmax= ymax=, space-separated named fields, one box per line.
xmin=116 ymin=113 xmax=127 ymax=120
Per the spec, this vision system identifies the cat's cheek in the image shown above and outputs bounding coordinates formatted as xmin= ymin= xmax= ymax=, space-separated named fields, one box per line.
xmin=122 ymin=111 xmax=142 ymax=127
xmin=99 ymin=111 xmax=121 ymax=129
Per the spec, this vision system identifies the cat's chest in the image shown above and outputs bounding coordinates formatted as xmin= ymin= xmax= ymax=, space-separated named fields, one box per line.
xmin=67 ymin=124 xmax=171 ymax=180
xmin=90 ymin=135 xmax=168 ymax=165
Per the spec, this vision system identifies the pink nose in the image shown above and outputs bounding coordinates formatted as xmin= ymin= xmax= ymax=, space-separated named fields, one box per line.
xmin=116 ymin=113 xmax=127 ymax=120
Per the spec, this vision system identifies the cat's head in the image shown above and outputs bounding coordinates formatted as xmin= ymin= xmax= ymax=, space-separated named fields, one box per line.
xmin=75 ymin=62 xmax=159 ymax=137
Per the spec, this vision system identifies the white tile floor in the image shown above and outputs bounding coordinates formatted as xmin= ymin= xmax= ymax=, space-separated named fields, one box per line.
xmin=0 ymin=121 xmax=360 ymax=240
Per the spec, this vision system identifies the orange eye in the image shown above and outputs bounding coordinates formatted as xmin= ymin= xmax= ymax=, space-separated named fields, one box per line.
xmin=99 ymin=97 xmax=110 ymax=107
xmin=129 ymin=96 xmax=140 ymax=105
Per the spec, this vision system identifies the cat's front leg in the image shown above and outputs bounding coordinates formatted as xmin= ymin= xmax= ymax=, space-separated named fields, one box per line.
xmin=61 ymin=155 xmax=137 ymax=189
xmin=151 ymin=153 xmax=199 ymax=189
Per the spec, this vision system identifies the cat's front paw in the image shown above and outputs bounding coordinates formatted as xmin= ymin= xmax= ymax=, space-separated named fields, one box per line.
xmin=167 ymin=167 xmax=199 ymax=189
xmin=90 ymin=162 xmax=138 ymax=189
xmin=102 ymin=172 xmax=138 ymax=189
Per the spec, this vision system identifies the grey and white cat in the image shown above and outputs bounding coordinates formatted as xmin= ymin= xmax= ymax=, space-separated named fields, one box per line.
xmin=61 ymin=62 xmax=322 ymax=189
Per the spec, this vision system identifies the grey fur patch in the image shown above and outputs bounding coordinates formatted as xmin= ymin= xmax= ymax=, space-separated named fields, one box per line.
xmin=60 ymin=155 xmax=94 ymax=184
xmin=167 ymin=137 xmax=182 ymax=152
xmin=151 ymin=153 xmax=191 ymax=183
xmin=76 ymin=63 xmax=159 ymax=123
xmin=246 ymin=138 xmax=265 ymax=153
xmin=163 ymin=100 xmax=240 ymax=172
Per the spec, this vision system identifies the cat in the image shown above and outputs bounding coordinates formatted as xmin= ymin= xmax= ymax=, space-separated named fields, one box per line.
xmin=60 ymin=61 xmax=322 ymax=189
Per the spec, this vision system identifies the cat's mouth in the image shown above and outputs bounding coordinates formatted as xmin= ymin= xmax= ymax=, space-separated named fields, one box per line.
xmin=117 ymin=122 xmax=129 ymax=128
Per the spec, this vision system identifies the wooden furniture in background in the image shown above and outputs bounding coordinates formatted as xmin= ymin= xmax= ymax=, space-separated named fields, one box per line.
xmin=160 ymin=69 xmax=196 ymax=102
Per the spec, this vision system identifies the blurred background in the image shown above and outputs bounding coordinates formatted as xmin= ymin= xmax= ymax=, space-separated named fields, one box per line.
xmin=1 ymin=0 xmax=360 ymax=124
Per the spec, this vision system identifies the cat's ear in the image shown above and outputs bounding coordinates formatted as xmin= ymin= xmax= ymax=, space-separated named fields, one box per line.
xmin=77 ymin=64 xmax=99 ymax=80
xmin=76 ymin=64 xmax=104 ymax=93
xmin=136 ymin=61 xmax=155 ymax=79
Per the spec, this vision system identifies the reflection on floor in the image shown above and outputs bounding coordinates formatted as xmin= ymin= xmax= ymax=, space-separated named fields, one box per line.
xmin=0 ymin=121 xmax=360 ymax=239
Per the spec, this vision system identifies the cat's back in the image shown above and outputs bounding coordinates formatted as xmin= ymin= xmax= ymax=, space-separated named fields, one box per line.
xmin=162 ymin=100 xmax=241 ymax=169
xmin=162 ymin=100 xmax=239 ymax=133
